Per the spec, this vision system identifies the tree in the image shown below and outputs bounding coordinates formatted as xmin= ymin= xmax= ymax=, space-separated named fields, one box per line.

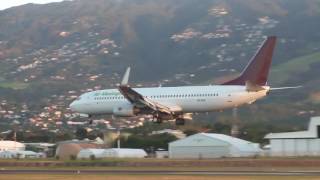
xmin=75 ymin=128 xmax=88 ymax=140
xmin=211 ymin=122 xmax=231 ymax=135
xmin=117 ymin=133 xmax=177 ymax=152
xmin=183 ymin=129 xmax=199 ymax=136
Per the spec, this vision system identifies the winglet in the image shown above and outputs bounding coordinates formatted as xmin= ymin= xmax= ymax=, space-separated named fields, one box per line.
xmin=121 ymin=67 xmax=131 ymax=85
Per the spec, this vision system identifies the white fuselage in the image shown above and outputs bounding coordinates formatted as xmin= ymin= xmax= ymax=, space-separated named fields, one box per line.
xmin=70 ymin=85 xmax=269 ymax=115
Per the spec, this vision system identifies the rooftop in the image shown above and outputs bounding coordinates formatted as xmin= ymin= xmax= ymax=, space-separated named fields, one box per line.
xmin=265 ymin=116 xmax=320 ymax=139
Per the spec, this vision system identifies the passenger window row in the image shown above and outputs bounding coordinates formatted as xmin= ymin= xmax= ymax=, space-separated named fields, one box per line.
xmin=93 ymin=93 xmax=219 ymax=100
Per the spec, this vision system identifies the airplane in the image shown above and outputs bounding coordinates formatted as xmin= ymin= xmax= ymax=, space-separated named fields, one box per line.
xmin=69 ymin=36 xmax=300 ymax=125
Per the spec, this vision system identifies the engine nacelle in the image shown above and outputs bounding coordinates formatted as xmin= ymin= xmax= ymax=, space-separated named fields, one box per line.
xmin=113 ymin=103 xmax=136 ymax=117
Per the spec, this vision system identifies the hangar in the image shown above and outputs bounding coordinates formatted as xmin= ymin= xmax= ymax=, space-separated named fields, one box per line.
xmin=169 ymin=133 xmax=261 ymax=159
xmin=265 ymin=116 xmax=320 ymax=156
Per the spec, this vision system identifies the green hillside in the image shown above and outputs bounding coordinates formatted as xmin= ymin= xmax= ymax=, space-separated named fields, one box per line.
xmin=0 ymin=0 xmax=320 ymax=140
xmin=270 ymin=52 xmax=320 ymax=85
xmin=0 ymin=82 xmax=29 ymax=90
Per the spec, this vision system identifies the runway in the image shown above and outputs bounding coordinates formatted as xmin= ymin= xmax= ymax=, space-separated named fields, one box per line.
xmin=1 ymin=169 xmax=320 ymax=176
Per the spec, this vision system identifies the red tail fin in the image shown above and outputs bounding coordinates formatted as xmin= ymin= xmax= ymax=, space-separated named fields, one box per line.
xmin=222 ymin=36 xmax=277 ymax=86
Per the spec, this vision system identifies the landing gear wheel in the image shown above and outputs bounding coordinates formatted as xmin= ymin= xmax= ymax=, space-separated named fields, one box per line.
xmin=89 ymin=119 xmax=93 ymax=125
xmin=155 ymin=119 xmax=162 ymax=124
xmin=152 ymin=118 xmax=162 ymax=124
xmin=175 ymin=118 xmax=185 ymax=126
xmin=152 ymin=113 xmax=162 ymax=124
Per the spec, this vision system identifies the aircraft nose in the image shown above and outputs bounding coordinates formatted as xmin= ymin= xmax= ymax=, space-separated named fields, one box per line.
xmin=69 ymin=101 xmax=78 ymax=112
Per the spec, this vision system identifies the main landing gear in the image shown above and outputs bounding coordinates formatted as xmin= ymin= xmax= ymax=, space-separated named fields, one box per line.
xmin=87 ymin=114 xmax=93 ymax=125
xmin=152 ymin=114 xmax=163 ymax=124
xmin=151 ymin=113 xmax=186 ymax=125
xmin=153 ymin=118 xmax=163 ymax=124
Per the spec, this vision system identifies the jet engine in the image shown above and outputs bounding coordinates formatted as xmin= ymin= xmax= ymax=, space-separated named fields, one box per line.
xmin=113 ymin=103 xmax=138 ymax=117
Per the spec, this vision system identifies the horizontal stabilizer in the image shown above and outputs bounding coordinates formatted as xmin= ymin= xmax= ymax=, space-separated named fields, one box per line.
xmin=270 ymin=86 xmax=302 ymax=91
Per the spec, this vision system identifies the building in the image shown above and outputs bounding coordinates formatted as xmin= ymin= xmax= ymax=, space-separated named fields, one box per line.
xmin=155 ymin=150 xmax=169 ymax=158
xmin=169 ymin=133 xmax=261 ymax=159
xmin=55 ymin=141 xmax=104 ymax=160
xmin=77 ymin=148 xmax=147 ymax=159
xmin=265 ymin=116 xmax=320 ymax=156
xmin=0 ymin=150 xmax=43 ymax=159
xmin=0 ymin=141 xmax=25 ymax=151
xmin=102 ymin=148 xmax=147 ymax=158
xmin=24 ymin=143 xmax=56 ymax=157
xmin=77 ymin=149 xmax=106 ymax=159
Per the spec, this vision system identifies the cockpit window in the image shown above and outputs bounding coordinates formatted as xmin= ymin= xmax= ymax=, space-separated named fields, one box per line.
xmin=76 ymin=96 xmax=81 ymax=101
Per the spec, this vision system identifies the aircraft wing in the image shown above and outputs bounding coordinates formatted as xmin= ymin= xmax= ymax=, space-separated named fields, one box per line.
xmin=118 ymin=85 xmax=179 ymax=115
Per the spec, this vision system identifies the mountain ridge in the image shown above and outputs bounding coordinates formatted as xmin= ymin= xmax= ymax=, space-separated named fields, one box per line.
xmin=0 ymin=0 xmax=319 ymax=133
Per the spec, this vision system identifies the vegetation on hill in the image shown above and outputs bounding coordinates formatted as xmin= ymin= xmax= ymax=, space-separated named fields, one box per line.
xmin=0 ymin=0 xmax=320 ymax=142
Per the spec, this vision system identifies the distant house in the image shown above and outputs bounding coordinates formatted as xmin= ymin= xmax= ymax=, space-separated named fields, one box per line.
xmin=265 ymin=116 xmax=320 ymax=156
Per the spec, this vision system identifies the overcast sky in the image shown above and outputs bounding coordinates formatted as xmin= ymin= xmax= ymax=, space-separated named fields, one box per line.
xmin=0 ymin=0 xmax=65 ymax=10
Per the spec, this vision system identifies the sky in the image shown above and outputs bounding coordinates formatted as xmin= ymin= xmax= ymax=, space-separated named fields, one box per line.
xmin=0 ymin=0 xmax=65 ymax=10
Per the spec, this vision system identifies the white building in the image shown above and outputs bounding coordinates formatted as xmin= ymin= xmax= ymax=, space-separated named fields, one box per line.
xmin=0 ymin=150 xmax=43 ymax=159
xmin=169 ymin=133 xmax=261 ymax=159
xmin=0 ymin=141 xmax=25 ymax=151
xmin=155 ymin=150 xmax=169 ymax=158
xmin=265 ymin=116 xmax=320 ymax=156
xmin=77 ymin=149 xmax=106 ymax=159
xmin=77 ymin=148 xmax=147 ymax=159
xmin=102 ymin=148 xmax=147 ymax=158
